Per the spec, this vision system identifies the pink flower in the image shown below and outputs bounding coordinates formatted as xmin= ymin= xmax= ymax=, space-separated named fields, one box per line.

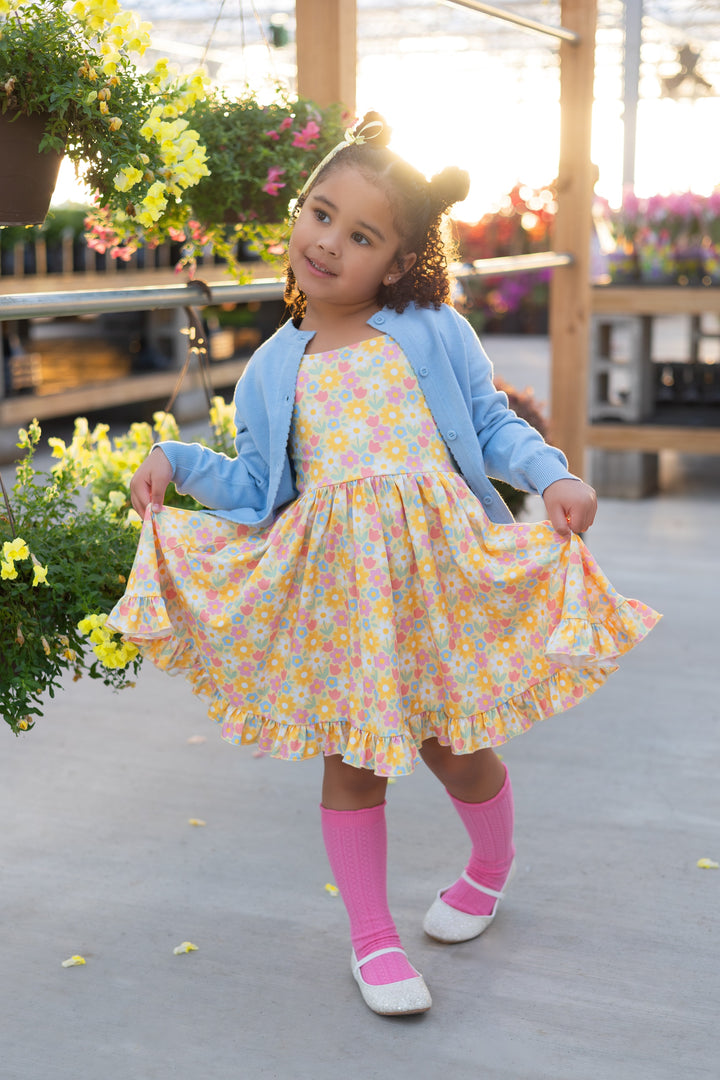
xmin=279 ymin=116 xmax=293 ymax=132
xmin=111 ymin=244 xmax=137 ymax=261
xmin=292 ymin=121 xmax=320 ymax=149
xmin=262 ymin=166 xmax=287 ymax=197
xmin=265 ymin=129 xmax=280 ymax=141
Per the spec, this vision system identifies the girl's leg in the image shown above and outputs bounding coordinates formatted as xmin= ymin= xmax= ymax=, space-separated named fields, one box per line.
xmin=419 ymin=740 xmax=515 ymax=918
xmin=320 ymin=755 xmax=417 ymax=986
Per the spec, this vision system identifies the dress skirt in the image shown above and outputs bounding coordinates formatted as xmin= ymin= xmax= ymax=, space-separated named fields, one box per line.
xmin=108 ymin=335 xmax=660 ymax=776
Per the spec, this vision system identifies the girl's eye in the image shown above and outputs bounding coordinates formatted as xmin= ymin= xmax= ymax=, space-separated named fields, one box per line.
xmin=314 ymin=208 xmax=329 ymax=223
xmin=351 ymin=232 xmax=370 ymax=246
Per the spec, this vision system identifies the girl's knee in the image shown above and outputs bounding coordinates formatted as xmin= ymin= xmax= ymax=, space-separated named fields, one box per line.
xmin=419 ymin=741 xmax=505 ymax=799
xmin=322 ymin=754 xmax=387 ymax=810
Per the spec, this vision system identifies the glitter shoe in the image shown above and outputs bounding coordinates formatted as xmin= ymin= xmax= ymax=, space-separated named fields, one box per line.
xmin=423 ymin=860 xmax=516 ymax=943
xmin=351 ymin=947 xmax=432 ymax=1015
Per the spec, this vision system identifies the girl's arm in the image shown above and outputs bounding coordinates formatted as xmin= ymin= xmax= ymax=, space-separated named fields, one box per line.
xmin=455 ymin=314 xmax=597 ymax=533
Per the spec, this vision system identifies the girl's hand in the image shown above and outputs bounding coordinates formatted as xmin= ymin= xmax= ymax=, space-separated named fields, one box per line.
xmin=130 ymin=447 xmax=173 ymax=519
xmin=542 ymin=478 xmax=597 ymax=537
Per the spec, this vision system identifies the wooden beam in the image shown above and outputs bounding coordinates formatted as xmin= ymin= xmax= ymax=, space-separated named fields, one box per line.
xmin=592 ymin=286 xmax=720 ymax=317
xmin=548 ymin=0 xmax=598 ymax=475
xmin=586 ymin=424 xmax=720 ymax=454
xmin=295 ymin=0 xmax=357 ymax=114
xmin=0 ymin=359 xmax=249 ymax=428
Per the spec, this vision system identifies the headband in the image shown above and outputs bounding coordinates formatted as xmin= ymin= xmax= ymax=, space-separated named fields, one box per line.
xmin=298 ymin=117 xmax=385 ymax=198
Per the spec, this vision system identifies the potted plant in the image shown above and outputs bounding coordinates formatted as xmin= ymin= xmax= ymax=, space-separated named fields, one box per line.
xmin=0 ymin=0 xmax=210 ymax=225
xmin=83 ymin=87 xmax=348 ymax=277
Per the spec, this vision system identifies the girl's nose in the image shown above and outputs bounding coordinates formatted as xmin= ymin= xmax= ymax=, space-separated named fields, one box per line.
xmin=318 ymin=232 xmax=339 ymax=256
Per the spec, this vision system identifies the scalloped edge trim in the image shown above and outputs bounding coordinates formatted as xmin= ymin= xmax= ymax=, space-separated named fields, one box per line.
xmin=111 ymin=595 xmax=659 ymax=776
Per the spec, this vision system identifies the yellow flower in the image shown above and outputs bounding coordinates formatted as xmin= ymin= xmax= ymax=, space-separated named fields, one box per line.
xmin=48 ymin=437 xmax=67 ymax=459
xmin=173 ymin=942 xmax=198 ymax=955
xmin=114 ymin=165 xmax=143 ymax=192
xmin=61 ymin=955 xmax=86 ymax=968
xmin=108 ymin=117 xmax=122 ymax=132
xmin=136 ymin=181 xmax=168 ymax=226
xmin=1 ymin=559 xmax=17 ymax=580
xmin=324 ymin=883 xmax=339 ymax=896
xmin=32 ymin=564 xmax=49 ymax=587
xmin=3 ymin=537 xmax=29 ymax=561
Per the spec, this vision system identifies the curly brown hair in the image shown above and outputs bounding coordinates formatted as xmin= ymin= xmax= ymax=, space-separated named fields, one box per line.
xmin=284 ymin=112 xmax=469 ymax=322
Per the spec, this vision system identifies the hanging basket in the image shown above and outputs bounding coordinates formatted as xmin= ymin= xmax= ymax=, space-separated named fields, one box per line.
xmin=0 ymin=112 xmax=65 ymax=226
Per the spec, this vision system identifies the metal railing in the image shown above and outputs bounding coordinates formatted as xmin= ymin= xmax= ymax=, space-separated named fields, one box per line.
xmin=443 ymin=0 xmax=579 ymax=43
xmin=0 ymin=252 xmax=572 ymax=321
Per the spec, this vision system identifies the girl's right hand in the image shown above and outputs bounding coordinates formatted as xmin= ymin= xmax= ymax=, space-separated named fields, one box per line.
xmin=130 ymin=447 xmax=173 ymax=519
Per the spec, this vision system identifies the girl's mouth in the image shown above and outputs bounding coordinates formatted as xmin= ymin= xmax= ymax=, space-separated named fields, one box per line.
xmin=306 ymin=256 xmax=336 ymax=277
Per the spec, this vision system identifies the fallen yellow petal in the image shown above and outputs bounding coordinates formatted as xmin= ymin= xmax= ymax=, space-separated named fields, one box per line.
xmin=697 ymin=858 xmax=719 ymax=869
xmin=173 ymin=941 xmax=199 ymax=955
xmin=324 ymin=883 xmax=339 ymax=896
xmin=188 ymin=818 xmax=206 ymax=827
xmin=61 ymin=955 xmax=86 ymax=967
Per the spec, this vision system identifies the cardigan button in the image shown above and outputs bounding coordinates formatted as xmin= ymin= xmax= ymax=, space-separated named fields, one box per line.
xmin=447 ymin=429 xmax=457 ymax=440
xmin=482 ymin=495 xmax=493 ymax=506
xmin=419 ymin=366 xmax=429 ymax=377
xmin=375 ymin=314 xmax=385 ymax=324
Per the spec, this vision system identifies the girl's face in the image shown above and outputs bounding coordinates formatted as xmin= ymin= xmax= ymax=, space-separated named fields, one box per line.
xmin=289 ymin=165 xmax=416 ymax=314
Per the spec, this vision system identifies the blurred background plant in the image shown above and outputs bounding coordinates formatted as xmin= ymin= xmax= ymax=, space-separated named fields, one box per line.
xmin=599 ymin=189 xmax=720 ymax=285
xmin=454 ymin=182 xmax=556 ymax=334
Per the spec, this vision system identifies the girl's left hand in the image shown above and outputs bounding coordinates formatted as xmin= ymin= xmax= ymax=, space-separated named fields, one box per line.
xmin=542 ymin=478 xmax=597 ymax=537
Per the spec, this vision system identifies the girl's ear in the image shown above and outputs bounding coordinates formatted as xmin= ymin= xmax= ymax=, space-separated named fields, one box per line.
xmin=383 ymin=251 xmax=417 ymax=286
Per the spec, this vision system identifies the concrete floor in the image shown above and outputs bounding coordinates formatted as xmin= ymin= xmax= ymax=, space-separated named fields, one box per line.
xmin=2 ymin=336 xmax=719 ymax=1080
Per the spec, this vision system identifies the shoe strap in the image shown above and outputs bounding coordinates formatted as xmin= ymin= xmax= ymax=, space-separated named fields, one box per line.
xmin=460 ymin=870 xmax=505 ymax=900
xmin=353 ymin=946 xmax=407 ymax=972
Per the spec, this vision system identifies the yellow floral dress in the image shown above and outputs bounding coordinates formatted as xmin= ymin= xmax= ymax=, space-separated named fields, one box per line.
xmin=108 ymin=334 xmax=660 ymax=776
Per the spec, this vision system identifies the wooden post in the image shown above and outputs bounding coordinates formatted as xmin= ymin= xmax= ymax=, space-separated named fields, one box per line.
xmin=295 ymin=0 xmax=357 ymax=114
xmin=548 ymin=0 xmax=597 ymax=475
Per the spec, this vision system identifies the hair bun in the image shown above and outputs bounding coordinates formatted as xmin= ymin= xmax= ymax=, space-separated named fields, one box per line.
xmin=429 ymin=166 xmax=470 ymax=212
xmin=353 ymin=111 xmax=391 ymax=148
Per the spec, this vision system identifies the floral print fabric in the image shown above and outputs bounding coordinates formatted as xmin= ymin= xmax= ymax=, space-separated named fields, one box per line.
xmin=108 ymin=335 xmax=659 ymax=775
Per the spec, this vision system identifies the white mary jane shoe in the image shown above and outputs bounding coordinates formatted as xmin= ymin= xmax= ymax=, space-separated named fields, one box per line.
xmin=351 ymin=947 xmax=432 ymax=1016
xmin=423 ymin=860 xmax=516 ymax=943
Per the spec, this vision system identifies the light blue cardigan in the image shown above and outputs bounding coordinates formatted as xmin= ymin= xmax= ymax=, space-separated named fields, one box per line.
xmin=158 ymin=302 xmax=575 ymax=527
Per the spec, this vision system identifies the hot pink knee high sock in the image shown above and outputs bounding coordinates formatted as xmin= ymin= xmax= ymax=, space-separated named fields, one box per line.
xmin=320 ymin=802 xmax=417 ymax=986
xmin=441 ymin=767 xmax=516 ymax=916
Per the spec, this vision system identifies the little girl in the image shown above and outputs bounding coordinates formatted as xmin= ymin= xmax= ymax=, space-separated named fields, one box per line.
xmin=109 ymin=113 xmax=659 ymax=1017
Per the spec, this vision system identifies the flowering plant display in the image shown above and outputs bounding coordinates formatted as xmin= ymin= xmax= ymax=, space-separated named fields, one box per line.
xmin=454 ymin=182 xmax=556 ymax=331
xmin=84 ymin=88 xmax=348 ymax=276
xmin=0 ymin=0 xmax=210 ymax=228
xmin=1 ymin=419 xmax=141 ymax=734
xmin=600 ymin=189 xmax=720 ymax=284
xmin=1 ymin=401 xmax=238 ymax=734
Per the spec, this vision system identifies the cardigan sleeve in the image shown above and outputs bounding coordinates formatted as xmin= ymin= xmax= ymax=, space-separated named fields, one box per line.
xmin=157 ymin=362 xmax=271 ymax=513
xmin=456 ymin=313 xmax=576 ymax=494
